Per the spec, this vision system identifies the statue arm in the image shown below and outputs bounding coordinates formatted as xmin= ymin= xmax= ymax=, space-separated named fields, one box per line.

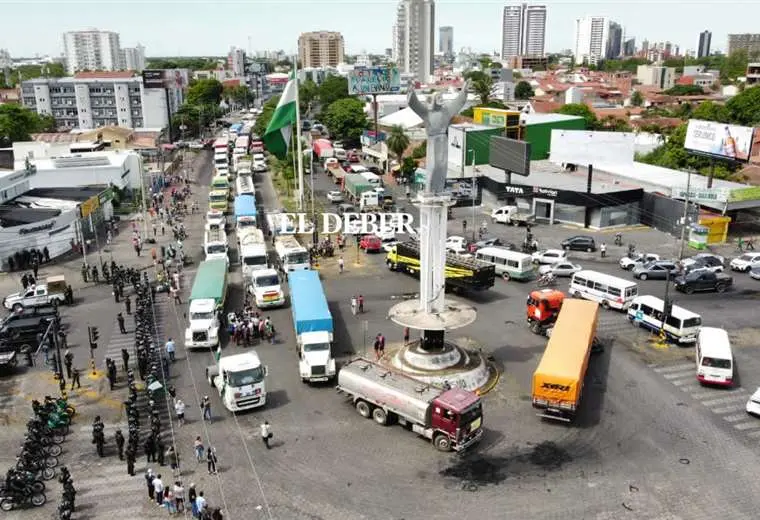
xmin=407 ymin=84 xmax=428 ymax=118
xmin=446 ymin=80 xmax=470 ymax=119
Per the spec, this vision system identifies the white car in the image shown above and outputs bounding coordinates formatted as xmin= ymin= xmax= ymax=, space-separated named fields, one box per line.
xmin=730 ymin=252 xmax=760 ymax=272
xmin=381 ymin=239 xmax=399 ymax=253
xmin=253 ymin=161 xmax=267 ymax=173
xmin=326 ymin=191 xmax=344 ymax=203
xmin=374 ymin=227 xmax=396 ymax=241
xmin=682 ymin=254 xmax=725 ymax=273
xmin=747 ymin=387 xmax=760 ymax=416
xmin=619 ymin=253 xmax=660 ymax=270
xmin=532 ymin=249 xmax=568 ymax=265
xmin=445 ymin=236 xmax=468 ymax=254
xmin=539 ymin=262 xmax=583 ymax=277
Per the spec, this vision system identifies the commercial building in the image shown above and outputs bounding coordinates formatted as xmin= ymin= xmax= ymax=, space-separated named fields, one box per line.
xmin=121 ymin=45 xmax=146 ymax=72
xmin=727 ymin=34 xmax=760 ymax=56
xmin=636 ymin=64 xmax=676 ymax=90
xmin=501 ymin=3 xmax=547 ymax=59
xmin=747 ymin=63 xmax=760 ymax=86
xmin=623 ymin=38 xmax=636 ymax=57
xmin=298 ymin=31 xmax=345 ymax=68
xmin=698 ymin=30 xmax=712 ymax=58
xmin=20 ymin=70 xmax=188 ymax=130
xmin=439 ymin=26 xmax=454 ymax=56
xmin=62 ymin=29 xmax=123 ymax=74
xmin=394 ymin=0 xmax=435 ymax=83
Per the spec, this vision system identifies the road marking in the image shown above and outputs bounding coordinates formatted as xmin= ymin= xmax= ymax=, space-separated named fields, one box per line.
xmin=653 ymin=363 xmax=694 ymax=374
xmin=722 ymin=413 xmax=749 ymax=422
xmin=745 ymin=429 xmax=760 ymax=438
xmin=701 ymin=394 xmax=748 ymax=407
xmin=662 ymin=370 xmax=693 ymax=380
xmin=712 ymin=404 xmax=745 ymax=415
xmin=671 ymin=379 xmax=692 ymax=386
xmin=734 ymin=421 xmax=760 ymax=431
xmin=687 ymin=390 xmax=718 ymax=399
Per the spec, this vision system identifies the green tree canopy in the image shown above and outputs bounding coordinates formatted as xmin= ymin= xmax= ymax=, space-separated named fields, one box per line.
xmin=146 ymin=58 xmax=219 ymax=70
xmin=186 ymin=78 xmax=224 ymax=106
xmin=2 ymin=64 xmax=66 ymax=87
xmin=253 ymin=95 xmax=281 ymax=136
xmin=299 ymin=79 xmax=319 ymax=114
xmin=318 ymin=75 xmax=349 ymax=108
xmin=171 ymin=103 xmax=223 ymax=137
xmin=223 ymin=85 xmax=252 ymax=107
xmin=630 ymin=90 xmax=644 ymax=107
xmin=411 ymin=141 xmax=427 ymax=159
xmin=725 ymin=85 xmax=760 ymax=125
xmin=472 ymin=75 xmax=494 ymax=105
xmin=664 ymin=85 xmax=704 ymax=96
xmin=555 ymin=103 xmax=598 ymax=129
xmin=0 ymin=105 xmax=56 ymax=144
xmin=322 ymin=98 xmax=368 ymax=144
xmin=386 ymin=125 xmax=410 ymax=161
xmin=691 ymin=101 xmax=730 ymax=123
xmin=514 ymin=81 xmax=534 ymax=100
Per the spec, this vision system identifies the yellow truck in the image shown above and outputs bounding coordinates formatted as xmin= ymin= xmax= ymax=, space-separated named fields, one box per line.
xmin=208 ymin=189 xmax=230 ymax=213
xmin=531 ymin=299 xmax=599 ymax=422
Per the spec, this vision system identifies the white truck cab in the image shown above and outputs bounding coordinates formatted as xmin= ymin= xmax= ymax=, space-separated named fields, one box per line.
xmin=274 ymin=236 xmax=310 ymax=272
xmin=185 ymin=299 xmax=220 ymax=348
xmin=238 ymin=228 xmax=269 ymax=281
xmin=204 ymin=227 xmax=229 ymax=263
xmin=248 ymin=268 xmax=285 ymax=308
xmin=207 ymin=352 xmax=268 ymax=412
xmin=359 ymin=191 xmax=379 ymax=211
xmin=206 ymin=209 xmax=226 ymax=230
xmin=298 ymin=331 xmax=335 ymax=383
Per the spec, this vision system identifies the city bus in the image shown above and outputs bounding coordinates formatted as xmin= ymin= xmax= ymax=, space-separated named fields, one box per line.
xmin=569 ymin=270 xmax=638 ymax=311
xmin=627 ymin=295 xmax=702 ymax=344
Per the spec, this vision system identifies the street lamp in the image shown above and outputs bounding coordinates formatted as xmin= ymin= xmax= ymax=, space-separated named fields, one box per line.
xmin=468 ymin=149 xmax=477 ymax=242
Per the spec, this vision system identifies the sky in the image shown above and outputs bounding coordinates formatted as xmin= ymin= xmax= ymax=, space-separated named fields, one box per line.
xmin=2 ymin=0 xmax=759 ymax=58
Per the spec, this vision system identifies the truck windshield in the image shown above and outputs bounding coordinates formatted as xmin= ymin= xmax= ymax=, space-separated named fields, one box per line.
xmin=255 ymin=275 xmax=279 ymax=286
xmin=244 ymin=255 xmax=268 ymax=266
xmin=190 ymin=311 xmax=215 ymax=320
xmin=459 ymin=403 xmax=482 ymax=426
xmin=303 ymin=342 xmax=330 ymax=353
xmin=209 ymin=194 xmax=226 ymax=203
xmin=287 ymin=252 xmax=309 ymax=264
xmin=237 ymin=220 xmax=256 ymax=229
xmin=206 ymin=244 xmax=227 ymax=254
xmin=227 ymin=367 xmax=265 ymax=386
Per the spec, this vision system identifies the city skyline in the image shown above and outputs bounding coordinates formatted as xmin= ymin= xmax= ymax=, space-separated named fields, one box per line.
xmin=2 ymin=0 xmax=758 ymax=58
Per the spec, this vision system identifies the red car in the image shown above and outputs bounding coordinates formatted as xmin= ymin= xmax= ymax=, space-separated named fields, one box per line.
xmin=359 ymin=235 xmax=383 ymax=253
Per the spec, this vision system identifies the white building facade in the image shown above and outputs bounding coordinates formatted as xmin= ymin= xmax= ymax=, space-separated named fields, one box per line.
xmin=63 ymin=29 xmax=123 ymax=74
xmin=228 ymin=47 xmax=246 ymax=76
xmin=501 ymin=4 xmax=547 ymax=59
xmin=636 ymin=65 xmax=676 ymax=90
xmin=394 ymin=0 xmax=435 ymax=83
xmin=122 ymin=45 xmax=146 ymax=72
xmin=573 ymin=16 xmax=610 ymax=66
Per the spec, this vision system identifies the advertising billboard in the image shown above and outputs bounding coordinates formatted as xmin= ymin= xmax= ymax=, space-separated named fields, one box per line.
xmin=348 ymin=67 xmax=401 ymax=95
xmin=473 ymin=107 xmax=521 ymax=129
xmin=448 ymin=126 xmax=465 ymax=169
xmin=685 ymin=119 xmax=756 ymax=162
xmin=549 ymin=130 xmax=635 ymax=166
xmin=489 ymin=136 xmax=531 ymax=176
xmin=142 ymin=69 xmax=189 ymax=90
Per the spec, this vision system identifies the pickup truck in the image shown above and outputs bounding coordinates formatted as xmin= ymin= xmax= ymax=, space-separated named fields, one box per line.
xmin=674 ymin=271 xmax=733 ymax=294
xmin=1 ymin=305 xmax=59 ymax=329
xmin=3 ymin=281 xmax=66 ymax=311
xmin=491 ymin=205 xmax=535 ymax=226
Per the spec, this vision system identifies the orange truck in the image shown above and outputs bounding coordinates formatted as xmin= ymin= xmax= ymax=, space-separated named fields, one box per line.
xmin=531 ymin=299 xmax=599 ymax=422
xmin=327 ymin=162 xmax=346 ymax=185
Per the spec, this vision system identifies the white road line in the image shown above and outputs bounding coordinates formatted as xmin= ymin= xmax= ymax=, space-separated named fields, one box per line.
xmin=671 ymin=379 xmax=692 ymax=386
xmin=702 ymin=394 xmax=749 ymax=407
xmin=662 ymin=371 xmax=694 ymax=380
xmin=722 ymin=413 xmax=749 ymax=422
xmin=712 ymin=405 xmax=746 ymax=415
xmin=688 ymin=390 xmax=719 ymax=399
xmin=745 ymin=429 xmax=760 ymax=438
xmin=734 ymin=421 xmax=760 ymax=431
xmin=653 ymin=363 xmax=694 ymax=374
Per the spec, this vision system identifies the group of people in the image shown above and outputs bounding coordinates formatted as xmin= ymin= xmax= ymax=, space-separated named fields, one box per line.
xmin=6 ymin=246 xmax=50 ymax=273
xmin=227 ymin=308 xmax=276 ymax=345
xmin=145 ymin=470 xmax=223 ymax=519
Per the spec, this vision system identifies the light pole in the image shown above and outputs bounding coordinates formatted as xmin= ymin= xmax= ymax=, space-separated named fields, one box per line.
xmin=468 ymin=149 xmax=476 ymax=242
xmin=678 ymin=169 xmax=693 ymax=261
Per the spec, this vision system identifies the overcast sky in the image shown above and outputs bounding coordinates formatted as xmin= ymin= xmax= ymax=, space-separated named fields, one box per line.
xmin=2 ymin=0 xmax=758 ymax=58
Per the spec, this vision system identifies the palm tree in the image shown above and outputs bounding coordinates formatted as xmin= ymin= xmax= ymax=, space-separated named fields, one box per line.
xmin=472 ymin=75 xmax=494 ymax=106
xmin=386 ymin=125 xmax=410 ymax=164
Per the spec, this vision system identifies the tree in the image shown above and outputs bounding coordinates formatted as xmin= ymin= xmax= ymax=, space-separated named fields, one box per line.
xmin=691 ymin=101 xmax=730 ymax=123
xmin=253 ymin=95 xmax=281 ymax=136
xmin=224 ymin=85 xmax=251 ymax=107
xmin=514 ymin=81 xmax=534 ymax=100
xmin=186 ymin=78 xmax=224 ymax=106
xmin=299 ymin=79 xmax=319 ymax=114
xmin=720 ymin=50 xmax=749 ymax=80
xmin=171 ymin=103 xmax=222 ymax=137
xmin=663 ymin=85 xmax=704 ymax=96
xmin=146 ymin=58 xmax=219 ymax=70
xmin=322 ymin=98 xmax=368 ymax=144
xmin=386 ymin=125 xmax=410 ymax=162
xmin=630 ymin=90 xmax=644 ymax=107
xmin=598 ymin=116 xmax=632 ymax=132
xmin=400 ymin=157 xmax=417 ymax=181
xmin=411 ymin=141 xmax=427 ymax=159
xmin=725 ymin=86 xmax=760 ymax=126
xmin=0 ymin=105 xmax=56 ymax=144
xmin=472 ymin=75 xmax=494 ymax=105
xmin=318 ymin=75 xmax=349 ymax=108
xmin=555 ymin=103 xmax=598 ymax=129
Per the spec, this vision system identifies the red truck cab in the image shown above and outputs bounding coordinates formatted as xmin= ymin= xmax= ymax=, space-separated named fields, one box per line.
xmin=526 ymin=289 xmax=564 ymax=334
xmin=430 ymin=388 xmax=484 ymax=451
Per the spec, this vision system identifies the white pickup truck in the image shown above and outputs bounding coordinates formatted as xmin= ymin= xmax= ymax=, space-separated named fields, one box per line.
xmin=491 ymin=205 xmax=535 ymax=226
xmin=207 ymin=352 xmax=268 ymax=412
xmin=3 ymin=277 xmax=67 ymax=311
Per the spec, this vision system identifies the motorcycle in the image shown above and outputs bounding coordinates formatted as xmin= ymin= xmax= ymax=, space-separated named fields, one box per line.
xmin=536 ymin=273 xmax=557 ymax=287
xmin=0 ymin=486 xmax=46 ymax=510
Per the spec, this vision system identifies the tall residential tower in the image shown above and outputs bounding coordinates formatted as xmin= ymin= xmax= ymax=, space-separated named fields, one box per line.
xmin=394 ymin=0 xmax=435 ymax=82
xmin=62 ymin=29 xmax=123 ymax=74
xmin=698 ymin=30 xmax=712 ymax=58
xmin=501 ymin=3 xmax=547 ymax=59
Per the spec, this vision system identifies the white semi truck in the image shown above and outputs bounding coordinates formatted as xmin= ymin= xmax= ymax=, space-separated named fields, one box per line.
xmin=274 ymin=235 xmax=310 ymax=272
xmin=207 ymin=352 xmax=268 ymax=412
xmin=185 ymin=259 xmax=228 ymax=349
xmin=237 ymin=228 xmax=269 ymax=282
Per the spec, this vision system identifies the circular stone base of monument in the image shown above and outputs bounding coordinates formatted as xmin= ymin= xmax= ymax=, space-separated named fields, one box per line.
xmin=388 ymin=339 xmax=493 ymax=393
xmin=387 ymin=299 xmax=477 ymax=331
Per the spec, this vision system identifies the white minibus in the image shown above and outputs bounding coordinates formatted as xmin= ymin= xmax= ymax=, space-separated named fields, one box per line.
xmin=569 ymin=270 xmax=638 ymax=310
xmin=474 ymin=247 xmax=535 ymax=281
xmin=627 ymin=295 xmax=701 ymax=344
xmin=360 ymin=171 xmax=381 ymax=185
xmin=696 ymin=327 xmax=733 ymax=387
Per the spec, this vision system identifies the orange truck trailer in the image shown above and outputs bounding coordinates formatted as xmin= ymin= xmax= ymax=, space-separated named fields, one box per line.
xmin=531 ymin=299 xmax=599 ymax=422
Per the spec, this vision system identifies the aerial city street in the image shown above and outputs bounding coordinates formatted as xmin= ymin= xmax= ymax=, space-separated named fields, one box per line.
xmin=2 ymin=1 xmax=760 ymax=519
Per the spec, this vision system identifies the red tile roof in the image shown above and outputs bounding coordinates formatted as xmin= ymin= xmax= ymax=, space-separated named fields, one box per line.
xmin=222 ymin=79 xmax=242 ymax=87
xmin=74 ymin=71 xmax=137 ymax=79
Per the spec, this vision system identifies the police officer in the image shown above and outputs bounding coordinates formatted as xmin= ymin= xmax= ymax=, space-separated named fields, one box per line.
xmin=124 ymin=295 xmax=132 ymax=315
xmin=117 ymin=312 xmax=127 ymax=334
xmin=63 ymin=349 xmax=74 ymax=379
xmin=115 ymin=429 xmax=125 ymax=460
xmin=126 ymin=446 xmax=136 ymax=476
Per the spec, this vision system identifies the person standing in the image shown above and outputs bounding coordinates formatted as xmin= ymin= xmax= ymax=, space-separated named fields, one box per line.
xmin=115 ymin=429 xmax=125 ymax=460
xmin=195 ymin=492 xmax=207 ymax=517
xmin=201 ymin=396 xmax=211 ymax=422
xmin=358 ymin=294 xmax=364 ymax=314
xmin=260 ymin=421 xmax=272 ymax=449
xmin=350 ymin=295 xmax=357 ymax=316
xmin=165 ymin=338 xmax=176 ymax=362
xmin=206 ymin=447 xmax=217 ymax=475
xmin=374 ymin=334 xmax=382 ymax=360
xmin=144 ymin=435 xmax=156 ymax=463
xmin=403 ymin=327 xmax=410 ymax=345
xmin=145 ymin=469 xmax=155 ymax=501
xmin=124 ymin=295 xmax=132 ymax=315
xmin=171 ymin=285 xmax=181 ymax=304
xmin=106 ymin=358 xmax=117 ymax=390
xmin=153 ymin=473 xmax=164 ymax=506
xmin=194 ymin=436 xmax=205 ymax=462
xmin=168 ymin=446 xmax=180 ymax=475
xmin=70 ymin=367 xmax=81 ymax=389
xmin=64 ymin=349 xmax=74 ymax=379
xmin=122 ymin=348 xmax=130 ymax=373
xmin=338 ymin=255 xmax=344 ymax=274
xmin=600 ymin=243 xmax=607 ymax=258
xmin=174 ymin=398 xmax=186 ymax=426
xmin=188 ymin=484 xmax=197 ymax=517
xmin=157 ymin=436 xmax=166 ymax=466
xmin=126 ymin=446 xmax=136 ymax=476
xmin=173 ymin=481 xmax=185 ymax=513
xmin=117 ymin=312 xmax=127 ymax=334
xmin=378 ymin=333 xmax=386 ymax=358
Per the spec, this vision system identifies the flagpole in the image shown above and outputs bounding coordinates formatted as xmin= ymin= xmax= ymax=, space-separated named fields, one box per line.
xmin=293 ymin=55 xmax=305 ymax=212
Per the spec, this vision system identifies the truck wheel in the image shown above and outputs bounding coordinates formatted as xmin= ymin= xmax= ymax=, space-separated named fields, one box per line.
xmin=355 ymin=400 xmax=372 ymax=418
xmin=715 ymin=284 xmax=726 ymax=293
xmin=372 ymin=407 xmax=388 ymax=425
xmin=433 ymin=434 xmax=452 ymax=452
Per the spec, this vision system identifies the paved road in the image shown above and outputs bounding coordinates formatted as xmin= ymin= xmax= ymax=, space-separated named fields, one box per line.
xmin=5 ymin=148 xmax=760 ymax=519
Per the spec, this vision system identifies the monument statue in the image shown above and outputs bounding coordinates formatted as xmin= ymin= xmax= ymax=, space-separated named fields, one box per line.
xmin=407 ymin=82 xmax=469 ymax=194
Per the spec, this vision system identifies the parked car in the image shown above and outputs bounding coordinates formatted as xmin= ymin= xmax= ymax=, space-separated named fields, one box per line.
xmin=1 ymin=305 xmax=59 ymax=329
xmin=347 ymin=151 xmax=361 ymax=163
xmin=326 ymin=191 xmax=344 ymax=203
xmin=560 ymin=235 xmax=596 ymax=252
xmin=472 ymin=237 xmax=512 ymax=250
xmin=747 ymin=387 xmax=760 ymax=417
xmin=337 ymin=203 xmax=355 ymax=215
xmin=729 ymin=252 xmax=760 ymax=272
xmin=532 ymin=249 xmax=568 ymax=265
xmin=750 ymin=265 xmax=760 ymax=280
xmin=632 ymin=260 xmax=679 ymax=280
xmin=674 ymin=271 xmax=733 ymax=294
xmin=619 ymin=253 xmax=660 ymax=270
xmin=367 ymin=166 xmax=382 ymax=175
xmin=359 ymin=235 xmax=383 ymax=253
xmin=445 ymin=236 xmax=469 ymax=254
xmin=538 ymin=262 xmax=583 ymax=277
xmin=682 ymin=254 xmax=725 ymax=274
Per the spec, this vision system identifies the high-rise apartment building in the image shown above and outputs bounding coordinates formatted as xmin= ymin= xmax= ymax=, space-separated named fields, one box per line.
xmin=698 ymin=31 xmax=712 ymax=58
xmin=501 ymin=3 xmax=547 ymax=59
xmin=394 ymin=0 xmax=435 ymax=82
xmin=439 ymin=26 xmax=454 ymax=55
xmin=298 ymin=31 xmax=345 ymax=68
xmin=727 ymin=34 xmax=760 ymax=56
xmin=573 ymin=16 xmax=612 ymax=65
xmin=228 ymin=47 xmax=246 ymax=76
xmin=623 ymin=38 xmax=636 ymax=57
xmin=121 ymin=45 xmax=146 ymax=72
xmin=62 ymin=29 xmax=123 ymax=75
xmin=607 ymin=21 xmax=624 ymax=58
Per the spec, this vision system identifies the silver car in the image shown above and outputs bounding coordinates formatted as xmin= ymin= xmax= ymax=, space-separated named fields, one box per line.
xmin=632 ymin=260 xmax=679 ymax=280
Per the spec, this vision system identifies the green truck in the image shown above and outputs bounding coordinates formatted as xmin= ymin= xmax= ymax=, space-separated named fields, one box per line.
xmin=343 ymin=174 xmax=373 ymax=201
xmin=185 ymin=259 xmax=229 ymax=349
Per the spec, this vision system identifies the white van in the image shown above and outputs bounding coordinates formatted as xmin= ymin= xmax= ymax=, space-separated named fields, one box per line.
xmin=475 ymin=247 xmax=535 ymax=281
xmin=334 ymin=148 xmax=347 ymax=160
xmin=696 ymin=327 xmax=733 ymax=387
xmin=360 ymin=171 xmax=381 ymax=186
xmin=627 ymin=295 xmax=701 ymax=344
xmin=569 ymin=270 xmax=638 ymax=310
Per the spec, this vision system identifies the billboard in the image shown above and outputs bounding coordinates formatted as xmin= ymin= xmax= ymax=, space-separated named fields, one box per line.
xmin=549 ymin=130 xmax=635 ymax=166
xmin=348 ymin=67 xmax=401 ymax=95
xmin=142 ymin=69 xmax=188 ymax=90
xmin=685 ymin=119 xmax=756 ymax=162
xmin=489 ymin=136 xmax=531 ymax=176
xmin=473 ymin=107 xmax=521 ymax=129
xmin=447 ymin=126 xmax=465 ymax=169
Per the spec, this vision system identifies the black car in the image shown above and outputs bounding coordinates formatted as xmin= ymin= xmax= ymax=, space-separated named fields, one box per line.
xmin=473 ymin=238 xmax=515 ymax=250
xmin=561 ymin=235 xmax=596 ymax=252
xmin=1 ymin=305 xmax=58 ymax=328
xmin=0 ymin=317 xmax=51 ymax=347
xmin=674 ymin=271 xmax=733 ymax=294
xmin=367 ymin=166 xmax=382 ymax=175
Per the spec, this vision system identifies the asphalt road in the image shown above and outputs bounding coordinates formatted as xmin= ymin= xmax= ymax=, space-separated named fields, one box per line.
xmin=4 ymin=147 xmax=760 ymax=519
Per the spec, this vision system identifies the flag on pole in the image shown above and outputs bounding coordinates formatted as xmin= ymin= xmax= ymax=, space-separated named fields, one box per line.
xmin=262 ymin=78 xmax=298 ymax=159
xmin=215 ymin=344 xmax=222 ymax=363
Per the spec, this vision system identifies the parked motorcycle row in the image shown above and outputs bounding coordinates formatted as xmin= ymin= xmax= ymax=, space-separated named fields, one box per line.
xmin=0 ymin=395 xmax=76 ymax=512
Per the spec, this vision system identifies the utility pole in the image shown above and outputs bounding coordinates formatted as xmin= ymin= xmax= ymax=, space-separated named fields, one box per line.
xmin=469 ymin=150 xmax=477 ymax=242
xmin=678 ymin=169 xmax=693 ymax=261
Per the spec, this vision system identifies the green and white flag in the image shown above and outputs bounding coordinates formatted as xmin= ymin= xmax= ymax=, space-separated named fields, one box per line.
xmin=262 ymin=78 xmax=298 ymax=159
xmin=215 ymin=344 xmax=222 ymax=363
